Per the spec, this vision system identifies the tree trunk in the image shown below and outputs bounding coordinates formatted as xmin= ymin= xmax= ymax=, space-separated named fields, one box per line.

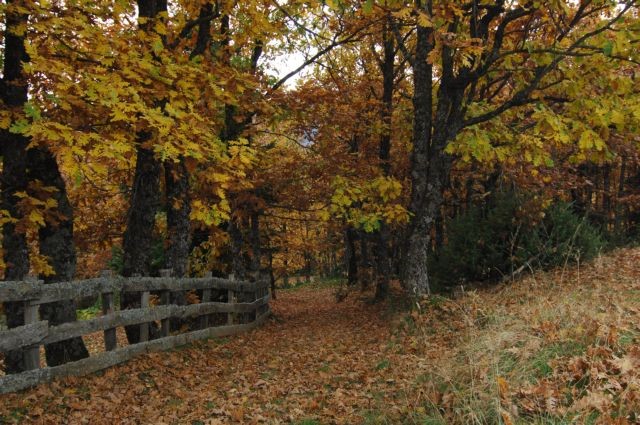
xmin=267 ymin=247 xmax=276 ymax=300
xmin=434 ymin=207 xmax=444 ymax=251
xmin=374 ymin=226 xmax=390 ymax=300
xmin=250 ymin=210 xmax=261 ymax=279
xmin=165 ymin=158 xmax=190 ymax=330
xmin=1 ymin=131 xmax=29 ymax=373
xmin=615 ymin=157 xmax=626 ymax=234
xmin=1 ymin=0 xmax=33 ymax=373
xmin=402 ymin=19 xmax=434 ymax=296
xmin=345 ymin=227 xmax=358 ymax=286
xmin=602 ymin=164 xmax=611 ymax=230
xmin=402 ymin=10 xmax=465 ymax=296
xmin=228 ymin=219 xmax=246 ymax=280
xmin=374 ymin=17 xmax=395 ymax=301
xmin=121 ymin=144 xmax=162 ymax=343
xmin=163 ymin=0 xmax=209 ymax=281
xmin=282 ymin=223 xmax=289 ymax=286
xmin=165 ymin=159 xmax=191 ymax=278
xmin=120 ymin=0 xmax=166 ymax=343
xmin=28 ymin=147 xmax=89 ymax=366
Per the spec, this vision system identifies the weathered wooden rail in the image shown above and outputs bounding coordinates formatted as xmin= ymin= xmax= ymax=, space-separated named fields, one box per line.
xmin=0 ymin=272 xmax=270 ymax=394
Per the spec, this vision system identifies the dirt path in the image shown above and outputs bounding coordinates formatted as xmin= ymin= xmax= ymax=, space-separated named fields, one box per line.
xmin=0 ymin=286 xmax=422 ymax=424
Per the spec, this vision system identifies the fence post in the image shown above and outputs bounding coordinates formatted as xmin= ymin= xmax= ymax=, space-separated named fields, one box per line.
xmin=23 ymin=275 xmax=40 ymax=370
xmin=257 ymin=281 xmax=263 ymax=317
xmin=140 ymin=291 xmax=150 ymax=341
xmin=251 ymin=282 xmax=258 ymax=323
xmin=131 ymin=273 xmax=149 ymax=342
xmin=227 ymin=274 xmax=235 ymax=325
xmin=159 ymin=269 xmax=172 ymax=337
xmin=258 ymin=280 xmax=266 ymax=318
xmin=101 ymin=270 xmax=117 ymax=351
xmin=200 ymin=272 xmax=212 ymax=329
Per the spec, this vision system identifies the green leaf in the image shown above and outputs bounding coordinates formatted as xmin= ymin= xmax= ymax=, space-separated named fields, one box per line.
xmin=363 ymin=0 xmax=373 ymax=14
xmin=603 ymin=41 xmax=613 ymax=57
xmin=24 ymin=102 xmax=41 ymax=120
xmin=9 ymin=119 xmax=29 ymax=134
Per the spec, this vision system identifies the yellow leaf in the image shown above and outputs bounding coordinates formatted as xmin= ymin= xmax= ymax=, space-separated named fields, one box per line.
xmin=28 ymin=209 xmax=45 ymax=226
xmin=496 ymin=376 xmax=509 ymax=399
xmin=0 ymin=112 xmax=11 ymax=129
xmin=578 ymin=130 xmax=594 ymax=150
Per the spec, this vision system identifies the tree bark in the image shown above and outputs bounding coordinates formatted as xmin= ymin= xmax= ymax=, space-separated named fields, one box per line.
xmin=615 ymin=157 xmax=626 ymax=234
xmin=345 ymin=227 xmax=358 ymax=286
xmin=359 ymin=231 xmax=373 ymax=290
xmin=120 ymin=0 xmax=166 ymax=344
xmin=121 ymin=144 xmax=162 ymax=343
xmin=402 ymin=4 xmax=466 ymax=296
xmin=1 ymin=0 xmax=33 ymax=373
xmin=602 ymin=164 xmax=611 ymax=230
xmin=374 ymin=16 xmax=395 ymax=301
xmin=228 ymin=219 xmax=246 ymax=280
xmin=165 ymin=161 xmax=191 ymax=278
xmin=402 ymin=16 xmax=434 ymax=296
xmin=250 ymin=210 xmax=261 ymax=279
xmin=267 ymin=246 xmax=276 ymax=299
xmin=165 ymin=159 xmax=190 ymax=329
xmin=27 ymin=148 xmax=89 ymax=366
xmin=163 ymin=1 xmax=210 ymax=280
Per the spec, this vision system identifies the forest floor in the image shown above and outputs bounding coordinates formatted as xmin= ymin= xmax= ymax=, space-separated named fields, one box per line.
xmin=1 ymin=248 xmax=640 ymax=424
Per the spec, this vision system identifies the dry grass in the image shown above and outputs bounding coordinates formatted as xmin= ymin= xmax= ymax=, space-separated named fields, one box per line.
xmin=400 ymin=247 xmax=640 ymax=424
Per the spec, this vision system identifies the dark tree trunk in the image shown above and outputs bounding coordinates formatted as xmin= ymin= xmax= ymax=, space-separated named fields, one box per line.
xmin=464 ymin=174 xmax=474 ymax=213
xmin=603 ymin=164 xmax=611 ymax=229
xmin=122 ymin=146 xmax=162 ymax=278
xmin=228 ymin=219 xmax=246 ymax=280
xmin=403 ymin=6 xmax=465 ymax=296
xmin=27 ymin=148 xmax=89 ymax=366
xmin=1 ymin=0 xmax=33 ymax=373
xmin=165 ymin=159 xmax=191 ymax=278
xmin=584 ymin=164 xmax=595 ymax=215
xmin=402 ymin=18 xmax=434 ymax=295
xmin=0 ymin=138 xmax=29 ymax=374
xmin=121 ymin=144 xmax=162 ymax=343
xmin=374 ymin=17 xmax=395 ymax=301
xmin=162 ymin=0 xmax=210 ymax=283
xmin=434 ymin=207 xmax=444 ymax=252
xmin=374 ymin=225 xmax=390 ymax=299
xmin=250 ymin=210 xmax=261 ymax=278
xmin=165 ymin=159 xmax=190 ymax=330
xmin=120 ymin=0 xmax=166 ymax=344
xmin=282 ymin=223 xmax=289 ymax=287
xmin=359 ymin=231 xmax=369 ymax=275
xmin=267 ymin=247 xmax=276 ymax=299
xmin=345 ymin=227 xmax=358 ymax=286
xmin=1 ymin=130 xmax=29 ymax=373
xmin=615 ymin=157 xmax=626 ymax=234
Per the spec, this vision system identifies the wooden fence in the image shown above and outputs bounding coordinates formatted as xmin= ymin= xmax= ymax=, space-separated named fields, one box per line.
xmin=0 ymin=272 xmax=270 ymax=394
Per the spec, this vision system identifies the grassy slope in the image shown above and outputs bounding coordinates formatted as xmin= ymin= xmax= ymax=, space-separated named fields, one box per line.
xmin=398 ymin=247 xmax=640 ymax=424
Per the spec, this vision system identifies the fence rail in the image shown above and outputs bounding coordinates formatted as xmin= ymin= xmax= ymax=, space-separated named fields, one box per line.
xmin=0 ymin=273 xmax=270 ymax=394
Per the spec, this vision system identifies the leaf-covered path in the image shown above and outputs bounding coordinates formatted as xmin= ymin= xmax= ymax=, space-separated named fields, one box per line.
xmin=0 ymin=285 xmax=423 ymax=424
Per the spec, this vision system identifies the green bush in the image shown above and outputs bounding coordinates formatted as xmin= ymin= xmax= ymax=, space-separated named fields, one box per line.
xmin=431 ymin=193 xmax=604 ymax=288
xmin=108 ymin=239 xmax=165 ymax=276
xmin=520 ymin=202 xmax=604 ymax=269
xmin=431 ymin=193 xmax=522 ymax=287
